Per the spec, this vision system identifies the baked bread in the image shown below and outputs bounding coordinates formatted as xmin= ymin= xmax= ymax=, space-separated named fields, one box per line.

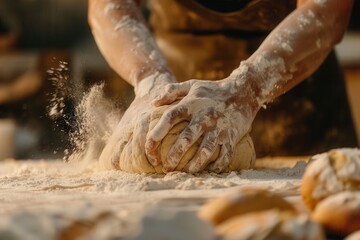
xmin=312 ymin=191 xmax=360 ymax=236
xmin=217 ymin=210 xmax=324 ymax=240
xmin=301 ymin=148 xmax=360 ymax=209
xmin=198 ymin=188 xmax=296 ymax=225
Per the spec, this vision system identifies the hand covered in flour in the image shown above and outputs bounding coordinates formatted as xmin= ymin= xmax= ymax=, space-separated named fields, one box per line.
xmin=99 ymin=72 xmax=175 ymax=170
xmin=145 ymin=73 xmax=260 ymax=173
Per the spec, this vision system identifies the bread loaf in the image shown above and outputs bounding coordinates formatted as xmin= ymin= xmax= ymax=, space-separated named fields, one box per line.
xmin=301 ymin=148 xmax=360 ymax=209
xmin=198 ymin=188 xmax=296 ymax=225
xmin=312 ymin=191 xmax=360 ymax=236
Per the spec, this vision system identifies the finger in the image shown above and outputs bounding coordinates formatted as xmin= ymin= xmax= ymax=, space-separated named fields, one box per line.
xmin=184 ymin=131 xmax=219 ymax=173
xmin=145 ymin=105 xmax=189 ymax=166
xmin=152 ymin=81 xmax=193 ymax=107
xmin=162 ymin=122 xmax=205 ymax=172
xmin=208 ymin=143 xmax=233 ymax=173
xmin=132 ymin=115 xmax=150 ymax=170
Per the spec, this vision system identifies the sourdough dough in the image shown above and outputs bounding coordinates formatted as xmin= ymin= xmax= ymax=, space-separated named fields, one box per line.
xmin=99 ymin=104 xmax=256 ymax=173
xmin=301 ymin=148 xmax=360 ymax=209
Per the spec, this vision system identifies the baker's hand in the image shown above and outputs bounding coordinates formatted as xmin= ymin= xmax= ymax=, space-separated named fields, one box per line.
xmin=145 ymin=75 xmax=260 ymax=173
xmin=99 ymin=72 xmax=175 ymax=170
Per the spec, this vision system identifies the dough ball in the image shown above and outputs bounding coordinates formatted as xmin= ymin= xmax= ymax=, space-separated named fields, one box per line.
xmin=312 ymin=191 xmax=360 ymax=236
xmin=301 ymin=148 xmax=360 ymax=210
xmin=198 ymin=188 xmax=296 ymax=226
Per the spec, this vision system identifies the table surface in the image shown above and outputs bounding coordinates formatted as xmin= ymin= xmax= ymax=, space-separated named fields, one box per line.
xmin=0 ymin=157 xmax=309 ymax=239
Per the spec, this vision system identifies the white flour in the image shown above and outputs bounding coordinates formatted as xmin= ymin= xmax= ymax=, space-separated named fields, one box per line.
xmin=0 ymin=158 xmax=306 ymax=239
xmin=0 ymin=159 xmax=305 ymax=196
xmin=47 ymin=62 xmax=70 ymax=120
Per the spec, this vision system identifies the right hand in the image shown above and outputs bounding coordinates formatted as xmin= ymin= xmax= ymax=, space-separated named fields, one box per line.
xmin=145 ymin=74 xmax=260 ymax=173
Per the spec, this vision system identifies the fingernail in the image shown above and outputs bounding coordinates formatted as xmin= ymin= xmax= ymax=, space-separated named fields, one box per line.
xmin=185 ymin=161 xmax=196 ymax=173
xmin=145 ymin=140 xmax=155 ymax=149
xmin=148 ymin=154 xmax=159 ymax=166
xmin=164 ymin=156 xmax=176 ymax=171
xmin=213 ymin=167 xmax=221 ymax=173
xmin=162 ymin=163 xmax=174 ymax=173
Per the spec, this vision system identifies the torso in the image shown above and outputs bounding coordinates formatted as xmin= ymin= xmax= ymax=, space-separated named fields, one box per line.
xmin=149 ymin=0 xmax=296 ymax=32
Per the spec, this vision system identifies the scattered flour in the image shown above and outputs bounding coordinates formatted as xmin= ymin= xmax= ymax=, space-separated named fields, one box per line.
xmin=0 ymin=157 xmax=306 ymax=239
xmin=47 ymin=61 xmax=70 ymax=120
xmin=66 ymin=84 xmax=122 ymax=162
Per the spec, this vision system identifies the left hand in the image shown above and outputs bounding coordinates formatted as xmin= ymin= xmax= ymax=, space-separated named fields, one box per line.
xmin=98 ymin=72 xmax=175 ymax=171
xmin=145 ymin=76 xmax=260 ymax=173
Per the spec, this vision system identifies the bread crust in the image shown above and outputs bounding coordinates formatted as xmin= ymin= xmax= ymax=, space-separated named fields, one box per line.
xmin=301 ymin=149 xmax=360 ymax=210
xmin=312 ymin=191 xmax=360 ymax=236
xmin=198 ymin=188 xmax=296 ymax=225
xmin=217 ymin=210 xmax=324 ymax=240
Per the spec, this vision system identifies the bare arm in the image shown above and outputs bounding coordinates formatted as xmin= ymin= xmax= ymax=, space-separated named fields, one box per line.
xmin=145 ymin=0 xmax=354 ymax=173
xmin=236 ymin=0 xmax=354 ymax=106
xmin=88 ymin=0 xmax=175 ymax=92
xmin=90 ymin=0 xmax=179 ymax=172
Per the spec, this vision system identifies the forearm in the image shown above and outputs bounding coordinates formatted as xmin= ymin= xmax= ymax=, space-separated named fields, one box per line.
xmin=88 ymin=0 xmax=174 ymax=89
xmin=231 ymin=0 xmax=353 ymax=106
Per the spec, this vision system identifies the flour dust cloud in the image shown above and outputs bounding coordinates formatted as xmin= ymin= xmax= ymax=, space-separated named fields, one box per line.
xmin=47 ymin=61 xmax=122 ymax=162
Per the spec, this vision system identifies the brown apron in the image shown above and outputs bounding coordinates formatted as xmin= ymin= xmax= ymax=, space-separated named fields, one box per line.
xmin=149 ymin=0 xmax=358 ymax=157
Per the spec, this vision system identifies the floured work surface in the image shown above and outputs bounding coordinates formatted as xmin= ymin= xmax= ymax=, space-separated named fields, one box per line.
xmin=0 ymin=157 xmax=307 ymax=239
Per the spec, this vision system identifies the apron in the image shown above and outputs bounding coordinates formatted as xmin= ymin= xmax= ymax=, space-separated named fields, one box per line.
xmin=149 ymin=0 xmax=358 ymax=157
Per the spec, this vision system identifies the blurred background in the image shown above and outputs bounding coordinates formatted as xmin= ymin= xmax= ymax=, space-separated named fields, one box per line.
xmin=0 ymin=0 xmax=359 ymax=160
xmin=0 ymin=0 xmax=134 ymax=160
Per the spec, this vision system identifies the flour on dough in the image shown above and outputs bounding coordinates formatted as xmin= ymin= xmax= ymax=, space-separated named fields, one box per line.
xmin=99 ymin=104 xmax=256 ymax=173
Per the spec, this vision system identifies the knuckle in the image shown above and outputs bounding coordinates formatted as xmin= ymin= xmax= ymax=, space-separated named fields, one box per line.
xmin=169 ymin=146 xmax=183 ymax=160
xmin=164 ymin=106 xmax=187 ymax=123
xmin=177 ymin=136 xmax=192 ymax=150
xmin=145 ymin=139 xmax=156 ymax=150
xmin=164 ymin=110 xmax=179 ymax=122
xmin=165 ymin=84 xmax=176 ymax=92
xmin=181 ymin=128 xmax=195 ymax=141
xmin=203 ymin=141 xmax=215 ymax=152
xmin=200 ymin=146 xmax=212 ymax=158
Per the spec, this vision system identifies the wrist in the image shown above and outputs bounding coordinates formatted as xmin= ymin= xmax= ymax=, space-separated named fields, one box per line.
xmin=134 ymin=71 xmax=176 ymax=97
xmin=230 ymin=53 xmax=292 ymax=108
xmin=224 ymin=61 xmax=262 ymax=114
